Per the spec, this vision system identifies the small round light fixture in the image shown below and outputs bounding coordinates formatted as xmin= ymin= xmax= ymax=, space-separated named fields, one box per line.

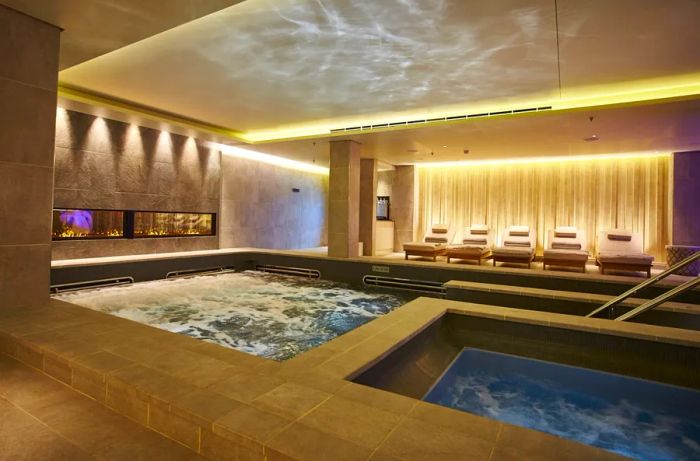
xmin=442 ymin=145 xmax=448 ymax=148
xmin=463 ymin=149 xmax=470 ymax=154
xmin=584 ymin=135 xmax=599 ymax=142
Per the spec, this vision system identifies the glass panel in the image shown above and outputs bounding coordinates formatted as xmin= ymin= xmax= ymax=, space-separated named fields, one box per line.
xmin=133 ymin=212 xmax=214 ymax=237
xmin=52 ymin=209 xmax=124 ymax=239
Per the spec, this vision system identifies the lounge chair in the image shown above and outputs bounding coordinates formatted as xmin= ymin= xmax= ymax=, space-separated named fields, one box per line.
xmin=446 ymin=224 xmax=493 ymax=264
xmin=596 ymin=230 xmax=654 ymax=278
xmin=492 ymin=225 xmax=536 ymax=268
xmin=543 ymin=227 xmax=589 ymax=273
xmin=403 ymin=224 xmax=453 ymax=261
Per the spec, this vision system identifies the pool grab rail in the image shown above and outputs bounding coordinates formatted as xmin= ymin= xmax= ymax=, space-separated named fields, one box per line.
xmin=165 ymin=267 xmax=235 ymax=279
xmin=363 ymin=275 xmax=447 ymax=296
xmin=50 ymin=276 xmax=134 ymax=293
xmin=256 ymin=265 xmax=321 ymax=278
xmin=614 ymin=276 xmax=700 ymax=321
xmin=585 ymin=251 xmax=700 ymax=320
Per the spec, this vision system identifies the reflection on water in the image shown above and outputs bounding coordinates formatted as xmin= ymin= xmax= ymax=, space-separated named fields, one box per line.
xmin=54 ymin=271 xmax=409 ymax=360
xmin=424 ymin=349 xmax=700 ymax=461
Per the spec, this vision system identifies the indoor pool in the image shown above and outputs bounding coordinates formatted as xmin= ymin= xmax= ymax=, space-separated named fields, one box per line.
xmin=54 ymin=271 xmax=409 ymax=360
xmin=424 ymin=348 xmax=700 ymax=461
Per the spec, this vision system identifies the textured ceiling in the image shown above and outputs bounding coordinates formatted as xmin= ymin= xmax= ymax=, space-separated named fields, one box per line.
xmin=0 ymin=0 xmax=244 ymax=69
xmin=58 ymin=0 xmax=700 ymax=137
xmin=241 ymin=99 xmax=700 ymax=166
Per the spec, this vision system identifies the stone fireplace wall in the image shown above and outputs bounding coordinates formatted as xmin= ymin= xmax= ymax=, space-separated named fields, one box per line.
xmin=51 ymin=109 xmax=328 ymax=260
xmin=51 ymin=109 xmax=221 ymax=259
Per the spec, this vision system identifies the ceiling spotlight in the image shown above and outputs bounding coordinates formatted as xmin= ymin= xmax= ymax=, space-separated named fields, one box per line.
xmin=463 ymin=149 xmax=470 ymax=154
xmin=584 ymin=135 xmax=600 ymax=142
xmin=442 ymin=145 xmax=448 ymax=148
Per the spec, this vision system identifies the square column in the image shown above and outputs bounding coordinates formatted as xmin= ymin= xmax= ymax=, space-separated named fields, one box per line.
xmin=328 ymin=140 xmax=360 ymax=258
xmin=0 ymin=6 xmax=60 ymax=308
xmin=392 ymin=165 xmax=417 ymax=251
xmin=359 ymin=159 xmax=378 ymax=256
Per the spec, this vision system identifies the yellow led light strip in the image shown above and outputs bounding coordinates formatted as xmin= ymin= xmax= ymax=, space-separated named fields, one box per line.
xmin=415 ymin=151 xmax=672 ymax=169
xmin=215 ymin=144 xmax=329 ymax=175
xmin=58 ymin=84 xmax=246 ymax=141
xmin=58 ymin=72 xmax=700 ymax=144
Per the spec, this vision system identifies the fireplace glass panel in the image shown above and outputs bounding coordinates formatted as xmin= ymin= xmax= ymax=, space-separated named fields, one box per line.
xmin=52 ymin=209 xmax=124 ymax=239
xmin=133 ymin=212 xmax=214 ymax=237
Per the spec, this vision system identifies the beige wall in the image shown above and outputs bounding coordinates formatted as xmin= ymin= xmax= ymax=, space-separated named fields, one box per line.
xmin=219 ymin=154 xmax=327 ymax=249
xmin=0 ymin=6 xmax=60 ymax=307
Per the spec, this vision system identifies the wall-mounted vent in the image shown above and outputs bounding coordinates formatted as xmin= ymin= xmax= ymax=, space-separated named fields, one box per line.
xmin=330 ymin=106 xmax=552 ymax=133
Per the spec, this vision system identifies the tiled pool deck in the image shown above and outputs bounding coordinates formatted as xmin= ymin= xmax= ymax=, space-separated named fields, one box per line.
xmin=2 ymin=291 xmax=698 ymax=460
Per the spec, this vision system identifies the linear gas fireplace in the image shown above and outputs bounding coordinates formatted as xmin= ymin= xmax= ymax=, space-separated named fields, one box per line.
xmin=51 ymin=209 xmax=215 ymax=240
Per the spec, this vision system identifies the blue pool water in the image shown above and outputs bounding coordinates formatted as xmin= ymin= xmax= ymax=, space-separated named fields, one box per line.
xmin=424 ymin=349 xmax=700 ymax=460
xmin=54 ymin=271 xmax=409 ymax=361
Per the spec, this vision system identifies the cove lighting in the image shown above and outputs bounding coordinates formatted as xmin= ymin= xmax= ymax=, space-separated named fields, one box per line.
xmin=215 ymin=144 xmax=329 ymax=175
xmin=415 ymin=152 xmax=671 ymax=168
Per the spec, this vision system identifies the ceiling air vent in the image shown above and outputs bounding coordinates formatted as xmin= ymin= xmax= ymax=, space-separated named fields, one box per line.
xmin=330 ymin=106 xmax=552 ymax=133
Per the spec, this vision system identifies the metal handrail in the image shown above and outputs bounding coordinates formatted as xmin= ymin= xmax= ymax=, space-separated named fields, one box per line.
xmin=614 ymin=276 xmax=700 ymax=321
xmin=585 ymin=250 xmax=700 ymax=318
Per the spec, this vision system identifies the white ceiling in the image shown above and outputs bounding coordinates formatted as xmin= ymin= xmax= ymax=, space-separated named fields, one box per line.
xmin=4 ymin=0 xmax=700 ymax=164
xmin=56 ymin=0 xmax=700 ymax=135
xmin=0 ymin=0 xmax=244 ymax=69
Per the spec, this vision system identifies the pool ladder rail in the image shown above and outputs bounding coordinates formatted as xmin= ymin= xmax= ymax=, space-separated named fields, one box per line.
xmin=165 ymin=266 xmax=236 ymax=279
xmin=256 ymin=265 xmax=321 ymax=278
xmin=363 ymin=275 xmax=447 ymax=296
xmin=586 ymin=251 xmax=700 ymax=321
xmin=50 ymin=276 xmax=134 ymax=294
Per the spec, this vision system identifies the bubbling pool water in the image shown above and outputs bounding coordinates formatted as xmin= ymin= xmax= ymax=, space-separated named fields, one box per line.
xmin=54 ymin=271 xmax=410 ymax=360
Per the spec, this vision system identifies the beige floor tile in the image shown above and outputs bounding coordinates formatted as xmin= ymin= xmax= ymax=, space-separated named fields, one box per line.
xmin=378 ymin=417 xmax=493 ymax=461
xmin=409 ymin=401 xmax=501 ymax=442
xmin=266 ymin=422 xmax=371 ymax=461
xmin=298 ymin=395 xmax=402 ymax=449
xmin=252 ymin=382 xmax=331 ymax=419
xmin=215 ymin=403 xmax=292 ymax=448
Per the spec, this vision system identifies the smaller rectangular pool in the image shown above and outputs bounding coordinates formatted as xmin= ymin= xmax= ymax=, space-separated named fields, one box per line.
xmin=54 ymin=271 xmax=410 ymax=360
xmin=424 ymin=348 xmax=700 ymax=461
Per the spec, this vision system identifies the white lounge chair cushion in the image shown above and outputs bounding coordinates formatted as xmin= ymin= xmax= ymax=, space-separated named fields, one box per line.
xmin=544 ymin=249 xmax=589 ymax=262
xmin=551 ymin=238 xmax=582 ymax=250
xmin=431 ymin=224 xmax=448 ymax=234
xmin=554 ymin=226 xmax=578 ymax=238
xmin=503 ymin=236 xmax=532 ymax=247
xmin=425 ymin=235 xmax=449 ymax=243
xmin=404 ymin=242 xmax=446 ymax=251
xmin=493 ymin=247 xmax=535 ymax=257
xmin=508 ymin=225 xmax=530 ymax=236
xmin=598 ymin=252 xmax=654 ymax=265
xmin=598 ymin=231 xmax=644 ymax=254
xmin=608 ymin=231 xmax=632 ymax=241
xmin=448 ymin=245 xmax=490 ymax=254
xmin=469 ymin=224 xmax=489 ymax=235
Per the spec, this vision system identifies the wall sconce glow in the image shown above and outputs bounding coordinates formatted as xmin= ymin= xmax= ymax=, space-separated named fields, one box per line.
xmin=215 ymin=144 xmax=329 ymax=175
xmin=415 ymin=151 xmax=672 ymax=169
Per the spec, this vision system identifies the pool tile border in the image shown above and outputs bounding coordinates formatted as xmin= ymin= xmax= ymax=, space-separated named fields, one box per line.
xmin=2 ymin=295 xmax=693 ymax=460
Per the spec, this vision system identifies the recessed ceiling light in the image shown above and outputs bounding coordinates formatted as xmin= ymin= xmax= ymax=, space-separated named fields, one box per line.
xmin=463 ymin=149 xmax=470 ymax=154
xmin=442 ymin=145 xmax=448 ymax=148
xmin=584 ymin=135 xmax=600 ymax=142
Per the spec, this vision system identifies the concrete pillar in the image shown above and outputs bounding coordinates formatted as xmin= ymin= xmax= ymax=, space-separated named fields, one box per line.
xmin=328 ymin=140 xmax=360 ymax=258
xmin=0 ymin=6 xmax=60 ymax=308
xmin=392 ymin=165 xmax=417 ymax=251
xmin=359 ymin=159 xmax=378 ymax=256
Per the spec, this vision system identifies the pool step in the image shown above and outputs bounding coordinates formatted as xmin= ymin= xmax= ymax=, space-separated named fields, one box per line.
xmin=363 ymin=275 xmax=447 ymax=296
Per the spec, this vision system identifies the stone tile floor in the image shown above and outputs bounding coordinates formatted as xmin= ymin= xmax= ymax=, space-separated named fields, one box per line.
xmin=0 ymin=354 xmax=203 ymax=461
